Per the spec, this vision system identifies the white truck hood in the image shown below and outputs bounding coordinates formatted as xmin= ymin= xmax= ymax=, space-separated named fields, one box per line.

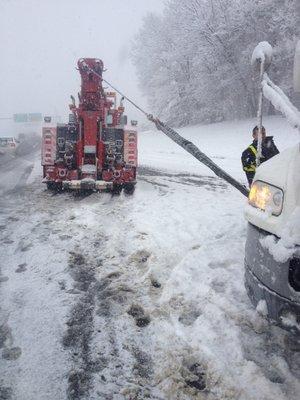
xmin=244 ymin=143 xmax=300 ymax=245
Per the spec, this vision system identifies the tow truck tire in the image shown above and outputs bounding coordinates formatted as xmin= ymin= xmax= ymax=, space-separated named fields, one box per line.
xmin=112 ymin=184 xmax=122 ymax=195
xmin=124 ymin=183 xmax=135 ymax=195
xmin=47 ymin=182 xmax=62 ymax=192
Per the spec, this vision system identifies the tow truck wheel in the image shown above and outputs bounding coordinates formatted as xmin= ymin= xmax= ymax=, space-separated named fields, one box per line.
xmin=124 ymin=183 xmax=135 ymax=195
xmin=112 ymin=184 xmax=122 ymax=195
xmin=46 ymin=182 xmax=56 ymax=191
xmin=47 ymin=182 xmax=62 ymax=192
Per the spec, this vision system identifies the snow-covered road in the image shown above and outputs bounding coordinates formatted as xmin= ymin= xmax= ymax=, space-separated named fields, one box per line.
xmin=0 ymin=117 xmax=300 ymax=400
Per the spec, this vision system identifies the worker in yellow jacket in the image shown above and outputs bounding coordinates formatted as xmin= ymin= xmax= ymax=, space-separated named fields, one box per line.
xmin=241 ymin=126 xmax=279 ymax=186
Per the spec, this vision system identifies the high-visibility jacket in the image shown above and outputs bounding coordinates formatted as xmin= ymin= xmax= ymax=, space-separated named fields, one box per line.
xmin=242 ymin=144 xmax=257 ymax=172
xmin=241 ymin=136 xmax=279 ymax=184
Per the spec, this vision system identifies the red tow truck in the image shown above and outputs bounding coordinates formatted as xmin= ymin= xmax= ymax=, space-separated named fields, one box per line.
xmin=41 ymin=58 xmax=137 ymax=194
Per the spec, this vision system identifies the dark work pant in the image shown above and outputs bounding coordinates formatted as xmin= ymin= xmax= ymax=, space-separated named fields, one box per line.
xmin=246 ymin=172 xmax=255 ymax=187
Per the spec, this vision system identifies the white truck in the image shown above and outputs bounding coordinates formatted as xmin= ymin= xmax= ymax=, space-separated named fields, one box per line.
xmin=244 ymin=42 xmax=300 ymax=333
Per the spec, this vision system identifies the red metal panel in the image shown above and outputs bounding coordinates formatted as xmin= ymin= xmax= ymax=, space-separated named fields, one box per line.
xmin=123 ymin=129 xmax=137 ymax=167
xmin=41 ymin=127 xmax=56 ymax=166
xmin=82 ymin=111 xmax=98 ymax=146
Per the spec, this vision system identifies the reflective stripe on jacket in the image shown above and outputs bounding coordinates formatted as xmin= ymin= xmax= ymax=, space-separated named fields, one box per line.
xmin=248 ymin=145 xmax=257 ymax=157
xmin=242 ymin=145 xmax=257 ymax=172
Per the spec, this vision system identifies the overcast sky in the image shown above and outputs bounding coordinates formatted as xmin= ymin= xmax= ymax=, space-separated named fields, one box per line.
xmin=0 ymin=0 xmax=165 ymax=132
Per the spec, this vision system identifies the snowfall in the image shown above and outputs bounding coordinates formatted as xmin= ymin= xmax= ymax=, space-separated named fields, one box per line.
xmin=0 ymin=116 xmax=299 ymax=400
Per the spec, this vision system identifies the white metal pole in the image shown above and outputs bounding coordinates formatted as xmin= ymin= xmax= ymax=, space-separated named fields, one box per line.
xmin=256 ymin=60 xmax=265 ymax=167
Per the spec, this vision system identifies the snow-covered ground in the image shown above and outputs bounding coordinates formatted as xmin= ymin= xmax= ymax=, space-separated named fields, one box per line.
xmin=139 ymin=116 xmax=299 ymax=182
xmin=0 ymin=116 xmax=299 ymax=400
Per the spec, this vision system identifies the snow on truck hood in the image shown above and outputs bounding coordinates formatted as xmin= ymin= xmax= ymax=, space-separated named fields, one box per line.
xmin=245 ymin=143 xmax=300 ymax=245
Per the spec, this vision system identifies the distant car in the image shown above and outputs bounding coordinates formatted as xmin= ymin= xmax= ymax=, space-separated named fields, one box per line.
xmin=0 ymin=137 xmax=18 ymax=154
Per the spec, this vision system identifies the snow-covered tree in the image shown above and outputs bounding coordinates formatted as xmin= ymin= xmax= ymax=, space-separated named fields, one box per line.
xmin=132 ymin=0 xmax=300 ymax=127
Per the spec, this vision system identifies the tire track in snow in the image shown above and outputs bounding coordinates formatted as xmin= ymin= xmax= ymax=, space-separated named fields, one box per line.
xmin=0 ymin=193 xmax=22 ymax=400
xmin=59 ymin=196 xmax=165 ymax=399
xmin=138 ymin=166 xmax=228 ymax=191
xmin=0 ymin=180 xmax=76 ymax=400
xmin=63 ymin=251 xmax=98 ymax=399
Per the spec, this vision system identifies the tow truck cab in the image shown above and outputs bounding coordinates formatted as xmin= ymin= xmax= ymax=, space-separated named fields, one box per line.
xmin=244 ymin=42 xmax=300 ymax=333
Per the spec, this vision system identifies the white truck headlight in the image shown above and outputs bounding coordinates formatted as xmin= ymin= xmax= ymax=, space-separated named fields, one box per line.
xmin=248 ymin=180 xmax=284 ymax=216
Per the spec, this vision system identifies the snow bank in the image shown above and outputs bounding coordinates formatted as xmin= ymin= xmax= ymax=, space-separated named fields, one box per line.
xmin=281 ymin=312 xmax=300 ymax=330
xmin=260 ymin=234 xmax=295 ymax=263
xmin=256 ymin=299 xmax=268 ymax=317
